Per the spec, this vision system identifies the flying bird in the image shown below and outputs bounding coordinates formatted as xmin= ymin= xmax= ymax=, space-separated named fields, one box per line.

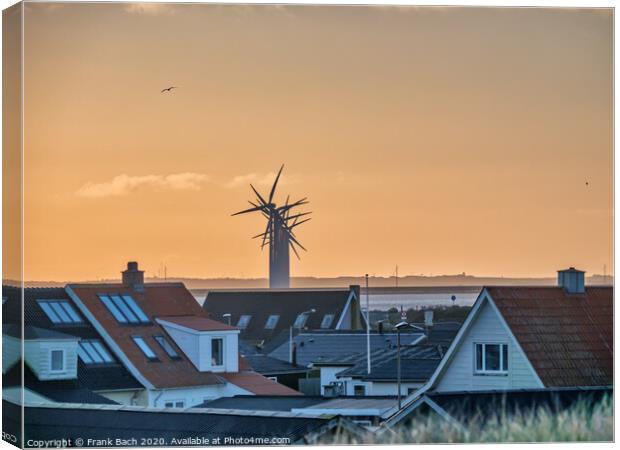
xmin=160 ymin=86 xmax=178 ymax=93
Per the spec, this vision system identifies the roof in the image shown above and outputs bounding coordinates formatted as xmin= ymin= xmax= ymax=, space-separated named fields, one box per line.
xmin=487 ymin=286 xmax=613 ymax=387
xmin=2 ymin=286 xmax=142 ymax=392
xmin=67 ymin=283 xmax=225 ymax=389
xmin=243 ymin=354 xmax=310 ymax=375
xmin=221 ymin=371 xmax=301 ymax=395
xmin=199 ymin=395 xmax=327 ymax=411
xmin=4 ymin=400 xmax=349 ymax=446
xmin=157 ymin=315 xmax=237 ymax=332
xmin=203 ymin=287 xmax=360 ymax=342
xmin=336 ymin=345 xmax=445 ymax=382
xmin=269 ymin=330 xmax=425 ymax=367
xmin=4 ymin=364 xmax=118 ymax=405
xmin=4 ymin=324 xmax=78 ymax=341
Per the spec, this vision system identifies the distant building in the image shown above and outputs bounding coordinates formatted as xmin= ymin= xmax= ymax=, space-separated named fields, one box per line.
xmin=203 ymin=286 xmax=366 ymax=348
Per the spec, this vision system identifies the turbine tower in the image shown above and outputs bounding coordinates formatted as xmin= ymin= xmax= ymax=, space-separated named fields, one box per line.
xmin=232 ymin=165 xmax=311 ymax=288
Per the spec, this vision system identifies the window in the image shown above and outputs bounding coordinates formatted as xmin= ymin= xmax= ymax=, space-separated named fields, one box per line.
xmin=164 ymin=400 xmax=185 ymax=408
xmin=475 ymin=343 xmax=508 ymax=374
xmin=38 ymin=300 xmax=83 ymax=325
xmin=211 ymin=338 xmax=223 ymax=366
xmin=320 ymin=314 xmax=335 ymax=329
xmin=293 ymin=313 xmax=308 ymax=329
xmin=98 ymin=294 xmax=150 ymax=324
xmin=132 ymin=336 xmax=158 ymax=361
xmin=265 ymin=315 xmax=280 ymax=329
xmin=50 ymin=349 xmax=65 ymax=372
xmin=154 ymin=335 xmax=180 ymax=359
xmin=78 ymin=339 xmax=114 ymax=364
xmin=353 ymin=385 xmax=366 ymax=396
xmin=237 ymin=315 xmax=251 ymax=329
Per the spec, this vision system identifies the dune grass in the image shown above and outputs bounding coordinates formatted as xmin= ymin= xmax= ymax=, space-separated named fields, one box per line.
xmin=334 ymin=395 xmax=613 ymax=444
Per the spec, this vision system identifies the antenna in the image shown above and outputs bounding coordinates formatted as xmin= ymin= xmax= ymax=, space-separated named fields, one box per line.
xmin=232 ymin=165 xmax=311 ymax=288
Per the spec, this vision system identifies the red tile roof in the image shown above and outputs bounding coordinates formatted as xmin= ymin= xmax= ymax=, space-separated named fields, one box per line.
xmin=487 ymin=286 xmax=613 ymax=388
xmin=158 ymin=315 xmax=237 ymax=332
xmin=68 ymin=283 xmax=228 ymax=389
xmin=221 ymin=371 xmax=301 ymax=396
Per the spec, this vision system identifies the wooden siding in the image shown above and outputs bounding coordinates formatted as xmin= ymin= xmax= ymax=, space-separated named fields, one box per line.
xmin=435 ymin=298 xmax=542 ymax=392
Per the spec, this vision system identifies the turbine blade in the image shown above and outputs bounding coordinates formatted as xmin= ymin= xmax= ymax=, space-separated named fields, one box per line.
xmin=284 ymin=228 xmax=307 ymax=251
xmin=261 ymin=219 xmax=272 ymax=249
xmin=289 ymin=217 xmax=311 ymax=228
xmin=250 ymin=184 xmax=268 ymax=206
xmin=289 ymin=241 xmax=301 ymax=259
xmin=232 ymin=204 xmax=264 ymax=216
xmin=268 ymin=165 xmax=284 ymax=204
xmin=286 ymin=211 xmax=312 ymax=222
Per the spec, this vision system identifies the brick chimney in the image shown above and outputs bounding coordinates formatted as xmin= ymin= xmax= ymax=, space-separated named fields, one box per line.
xmin=122 ymin=261 xmax=144 ymax=292
xmin=558 ymin=267 xmax=585 ymax=294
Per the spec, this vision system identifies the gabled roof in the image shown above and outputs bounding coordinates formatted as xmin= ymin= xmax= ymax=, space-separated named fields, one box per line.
xmin=67 ymin=283 xmax=224 ymax=389
xmin=486 ymin=286 xmax=613 ymax=388
xmin=269 ymin=330 xmax=425 ymax=367
xmin=203 ymin=287 xmax=360 ymax=342
xmin=2 ymin=286 xmax=142 ymax=393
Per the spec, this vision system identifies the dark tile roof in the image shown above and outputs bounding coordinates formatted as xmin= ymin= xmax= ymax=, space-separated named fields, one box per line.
xmin=203 ymin=288 xmax=361 ymax=342
xmin=158 ymin=315 xmax=237 ymax=332
xmin=487 ymin=286 xmax=613 ymax=387
xmin=243 ymin=354 xmax=309 ymax=375
xmin=336 ymin=345 xmax=445 ymax=382
xmin=269 ymin=330 xmax=425 ymax=367
xmin=425 ymin=387 xmax=612 ymax=425
xmin=199 ymin=395 xmax=327 ymax=411
xmin=5 ymin=401 xmax=344 ymax=446
xmin=4 ymin=324 xmax=78 ymax=340
xmin=4 ymin=364 xmax=118 ymax=405
xmin=68 ymin=283 xmax=225 ymax=389
xmin=2 ymin=286 xmax=142 ymax=392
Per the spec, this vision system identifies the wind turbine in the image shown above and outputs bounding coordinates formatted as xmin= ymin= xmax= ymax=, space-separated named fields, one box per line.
xmin=232 ymin=165 xmax=311 ymax=288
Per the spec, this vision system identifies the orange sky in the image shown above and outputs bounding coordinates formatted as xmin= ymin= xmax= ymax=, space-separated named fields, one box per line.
xmin=10 ymin=3 xmax=614 ymax=281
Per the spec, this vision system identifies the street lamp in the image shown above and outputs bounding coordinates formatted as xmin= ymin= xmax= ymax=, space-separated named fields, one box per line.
xmin=222 ymin=313 xmax=232 ymax=326
xmin=289 ymin=308 xmax=316 ymax=364
xmin=394 ymin=320 xmax=415 ymax=409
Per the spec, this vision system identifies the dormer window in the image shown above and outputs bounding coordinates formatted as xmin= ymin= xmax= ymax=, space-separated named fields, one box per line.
xmin=293 ymin=313 xmax=309 ymax=329
xmin=38 ymin=300 xmax=83 ymax=325
xmin=320 ymin=314 xmax=335 ymax=329
xmin=475 ymin=343 xmax=508 ymax=375
xmin=50 ymin=349 xmax=65 ymax=372
xmin=265 ymin=315 xmax=279 ymax=329
xmin=211 ymin=338 xmax=224 ymax=366
xmin=237 ymin=315 xmax=251 ymax=329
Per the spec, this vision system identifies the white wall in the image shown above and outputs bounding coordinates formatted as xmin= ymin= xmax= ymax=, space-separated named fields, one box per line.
xmin=319 ymin=366 xmax=349 ymax=395
xmin=435 ymin=298 xmax=542 ymax=392
xmin=24 ymin=339 xmax=78 ymax=381
xmin=148 ymin=382 xmax=250 ymax=408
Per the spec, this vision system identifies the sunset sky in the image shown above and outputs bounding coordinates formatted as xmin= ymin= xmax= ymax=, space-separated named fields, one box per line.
xmin=12 ymin=3 xmax=613 ymax=281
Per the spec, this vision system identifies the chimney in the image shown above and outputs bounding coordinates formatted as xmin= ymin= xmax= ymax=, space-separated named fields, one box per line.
xmin=424 ymin=310 xmax=434 ymax=327
xmin=557 ymin=267 xmax=585 ymax=294
xmin=122 ymin=261 xmax=144 ymax=292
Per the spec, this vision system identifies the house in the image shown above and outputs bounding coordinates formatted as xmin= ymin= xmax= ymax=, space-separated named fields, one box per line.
xmin=312 ymin=322 xmax=459 ymax=397
xmin=62 ymin=262 xmax=298 ymax=407
xmin=381 ymin=267 xmax=613 ymax=428
xmin=241 ymin=354 xmax=310 ymax=390
xmin=2 ymin=286 xmax=142 ymax=405
xmin=203 ymin=286 xmax=366 ymax=348
xmin=3 ymin=399 xmax=362 ymax=447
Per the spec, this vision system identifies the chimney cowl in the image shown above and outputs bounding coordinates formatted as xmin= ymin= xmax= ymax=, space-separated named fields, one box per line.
xmin=557 ymin=267 xmax=585 ymax=294
xmin=122 ymin=261 xmax=145 ymax=292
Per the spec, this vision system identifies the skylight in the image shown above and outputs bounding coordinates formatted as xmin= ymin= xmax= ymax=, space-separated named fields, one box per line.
xmin=38 ymin=300 xmax=83 ymax=325
xmin=293 ymin=313 xmax=309 ymax=328
xmin=265 ymin=315 xmax=280 ymax=329
xmin=237 ymin=315 xmax=251 ymax=329
xmin=154 ymin=335 xmax=180 ymax=359
xmin=320 ymin=314 xmax=335 ymax=329
xmin=132 ymin=336 xmax=158 ymax=361
xmin=78 ymin=339 xmax=114 ymax=364
xmin=98 ymin=294 xmax=150 ymax=324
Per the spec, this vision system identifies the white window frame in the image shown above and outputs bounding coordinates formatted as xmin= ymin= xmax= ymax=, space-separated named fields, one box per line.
xmin=49 ymin=349 xmax=66 ymax=373
xmin=211 ymin=337 xmax=224 ymax=367
xmin=164 ymin=400 xmax=185 ymax=408
xmin=474 ymin=342 xmax=508 ymax=375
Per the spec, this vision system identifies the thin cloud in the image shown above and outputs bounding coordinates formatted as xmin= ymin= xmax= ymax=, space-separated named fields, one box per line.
xmin=124 ymin=3 xmax=175 ymax=15
xmin=223 ymin=172 xmax=300 ymax=189
xmin=76 ymin=173 xmax=209 ymax=198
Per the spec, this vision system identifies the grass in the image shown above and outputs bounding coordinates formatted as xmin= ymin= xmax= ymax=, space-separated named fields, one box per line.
xmin=333 ymin=395 xmax=613 ymax=444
